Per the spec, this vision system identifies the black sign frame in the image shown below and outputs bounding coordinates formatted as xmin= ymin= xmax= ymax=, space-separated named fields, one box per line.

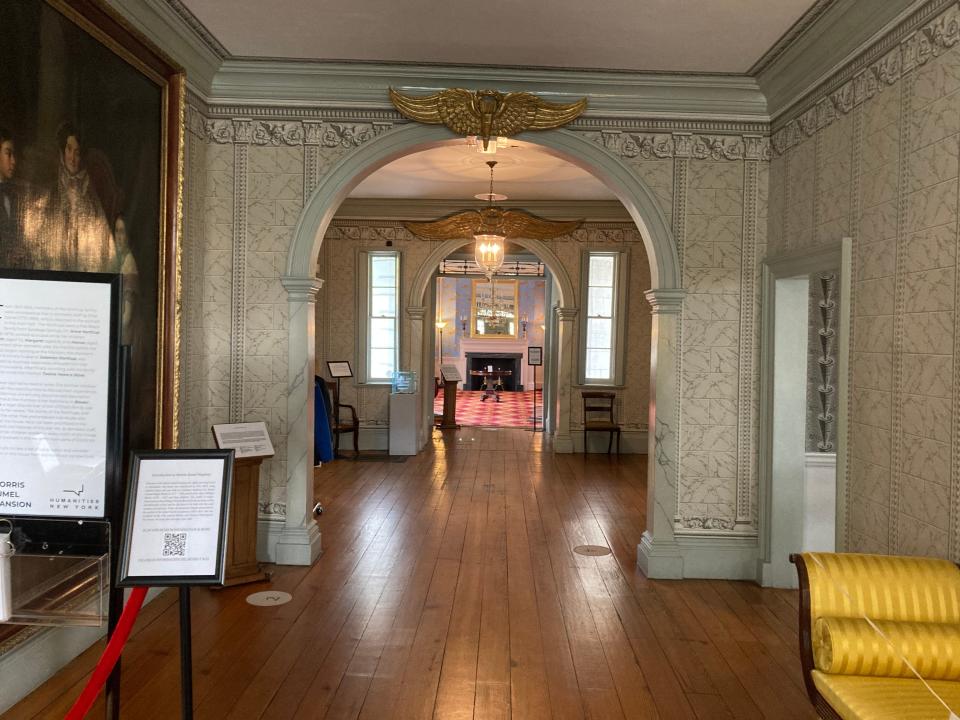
xmin=116 ymin=448 xmax=234 ymax=587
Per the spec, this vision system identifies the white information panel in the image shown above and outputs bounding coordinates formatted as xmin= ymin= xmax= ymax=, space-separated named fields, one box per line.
xmin=0 ymin=276 xmax=113 ymax=517
xmin=120 ymin=453 xmax=232 ymax=585
xmin=212 ymin=421 xmax=274 ymax=458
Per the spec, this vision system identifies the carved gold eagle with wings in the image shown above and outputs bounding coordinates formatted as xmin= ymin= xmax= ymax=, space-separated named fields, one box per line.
xmin=389 ymin=88 xmax=588 ymax=150
xmin=404 ymin=207 xmax=582 ymax=242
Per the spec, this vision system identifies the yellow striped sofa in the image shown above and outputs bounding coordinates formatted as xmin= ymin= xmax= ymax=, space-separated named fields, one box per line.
xmin=791 ymin=552 xmax=960 ymax=720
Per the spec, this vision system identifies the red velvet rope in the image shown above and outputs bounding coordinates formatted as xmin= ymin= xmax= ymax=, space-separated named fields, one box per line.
xmin=65 ymin=586 xmax=148 ymax=720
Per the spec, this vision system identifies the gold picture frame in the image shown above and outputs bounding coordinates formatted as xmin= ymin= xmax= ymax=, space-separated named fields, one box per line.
xmin=470 ymin=279 xmax=519 ymax=339
xmin=0 ymin=0 xmax=184 ymax=450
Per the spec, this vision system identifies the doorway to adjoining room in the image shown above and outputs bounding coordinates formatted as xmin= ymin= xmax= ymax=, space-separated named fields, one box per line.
xmin=432 ymin=247 xmax=551 ymax=430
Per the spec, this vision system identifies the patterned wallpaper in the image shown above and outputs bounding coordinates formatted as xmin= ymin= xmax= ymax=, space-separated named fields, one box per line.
xmin=768 ymin=1 xmax=960 ymax=559
xmin=179 ymin=104 xmax=766 ymax=536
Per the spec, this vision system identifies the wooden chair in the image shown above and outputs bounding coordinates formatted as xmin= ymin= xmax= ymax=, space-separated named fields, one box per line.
xmin=325 ymin=380 xmax=359 ymax=459
xmin=581 ymin=391 xmax=621 ymax=454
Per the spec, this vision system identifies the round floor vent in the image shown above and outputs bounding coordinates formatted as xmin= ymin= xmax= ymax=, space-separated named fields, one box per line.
xmin=573 ymin=545 xmax=612 ymax=557
xmin=246 ymin=591 xmax=293 ymax=607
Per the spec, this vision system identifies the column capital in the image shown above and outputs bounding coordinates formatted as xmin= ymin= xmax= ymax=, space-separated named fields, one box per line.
xmin=645 ymin=288 xmax=685 ymax=314
xmin=406 ymin=305 xmax=427 ymax=320
xmin=281 ymin=275 xmax=323 ymax=302
xmin=556 ymin=306 xmax=579 ymax=321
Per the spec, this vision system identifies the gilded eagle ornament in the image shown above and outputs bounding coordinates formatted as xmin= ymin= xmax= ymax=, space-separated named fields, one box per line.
xmin=404 ymin=207 xmax=583 ymax=241
xmin=389 ymin=87 xmax=588 ymax=150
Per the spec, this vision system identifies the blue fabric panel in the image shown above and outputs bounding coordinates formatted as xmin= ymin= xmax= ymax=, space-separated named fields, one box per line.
xmin=315 ymin=377 xmax=334 ymax=464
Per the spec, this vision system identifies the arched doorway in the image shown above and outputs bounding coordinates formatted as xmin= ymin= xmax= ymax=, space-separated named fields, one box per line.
xmin=279 ymin=123 xmax=684 ymax=577
xmin=410 ymin=236 xmax=576 ymax=440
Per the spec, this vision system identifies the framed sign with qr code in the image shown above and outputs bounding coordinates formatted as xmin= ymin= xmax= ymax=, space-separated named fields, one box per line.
xmin=117 ymin=449 xmax=234 ymax=586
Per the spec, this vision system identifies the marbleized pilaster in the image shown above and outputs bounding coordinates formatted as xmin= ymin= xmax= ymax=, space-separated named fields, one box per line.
xmin=638 ymin=288 xmax=685 ymax=578
xmin=553 ymin=307 xmax=578 ymax=453
xmin=277 ymin=275 xmax=324 ymax=565
xmin=406 ymin=305 xmax=431 ymax=442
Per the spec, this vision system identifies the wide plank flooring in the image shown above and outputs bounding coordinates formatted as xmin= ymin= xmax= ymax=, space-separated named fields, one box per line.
xmin=3 ymin=428 xmax=815 ymax=719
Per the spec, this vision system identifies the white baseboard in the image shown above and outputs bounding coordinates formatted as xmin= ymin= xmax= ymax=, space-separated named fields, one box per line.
xmin=639 ymin=530 xmax=760 ymax=580
xmin=257 ymin=516 xmax=285 ymax=563
xmin=274 ymin=520 xmax=322 ymax=566
xmin=335 ymin=426 xmax=389 ymax=451
xmin=637 ymin=531 xmax=683 ymax=579
xmin=572 ymin=429 xmax=647 ymax=454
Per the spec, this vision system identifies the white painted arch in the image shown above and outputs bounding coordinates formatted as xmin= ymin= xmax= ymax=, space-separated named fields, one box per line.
xmin=286 ymin=124 xmax=680 ymax=290
xmin=280 ymin=122 xmax=684 ymax=574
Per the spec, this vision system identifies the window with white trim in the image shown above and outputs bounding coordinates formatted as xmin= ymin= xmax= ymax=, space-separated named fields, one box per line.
xmin=366 ymin=252 xmax=399 ymax=382
xmin=584 ymin=252 xmax=618 ymax=383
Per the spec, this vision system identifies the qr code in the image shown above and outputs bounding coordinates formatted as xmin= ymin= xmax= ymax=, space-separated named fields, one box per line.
xmin=162 ymin=532 xmax=187 ymax=557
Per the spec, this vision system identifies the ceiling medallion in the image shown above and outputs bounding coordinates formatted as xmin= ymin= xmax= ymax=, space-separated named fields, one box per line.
xmin=389 ymin=87 xmax=587 ymax=153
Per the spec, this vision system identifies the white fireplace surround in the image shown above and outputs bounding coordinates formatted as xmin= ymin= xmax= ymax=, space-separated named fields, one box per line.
xmin=445 ymin=338 xmax=539 ymax=390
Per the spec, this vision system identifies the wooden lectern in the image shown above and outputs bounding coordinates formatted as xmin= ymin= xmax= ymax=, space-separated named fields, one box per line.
xmin=439 ymin=379 xmax=460 ymax=429
xmin=211 ymin=422 xmax=275 ymax=587
xmin=222 ymin=456 xmax=270 ymax=586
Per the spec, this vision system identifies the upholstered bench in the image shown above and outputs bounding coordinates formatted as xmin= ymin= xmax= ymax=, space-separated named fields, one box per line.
xmin=791 ymin=552 xmax=960 ymax=720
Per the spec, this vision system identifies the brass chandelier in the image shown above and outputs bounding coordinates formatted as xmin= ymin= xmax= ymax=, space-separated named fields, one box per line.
xmin=403 ymin=161 xmax=583 ymax=278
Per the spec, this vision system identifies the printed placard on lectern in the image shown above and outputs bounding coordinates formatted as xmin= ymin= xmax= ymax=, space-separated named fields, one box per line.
xmin=527 ymin=346 xmax=543 ymax=366
xmin=212 ymin=421 xmax=275 ymax=459
xmin=440 ymin=364 xmax=462 ymax=382
xmin=117 ymin=449 xmax=233 ymax=586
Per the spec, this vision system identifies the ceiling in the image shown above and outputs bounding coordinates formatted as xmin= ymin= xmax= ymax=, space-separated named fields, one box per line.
xmin=181 ymin=0 xmax=815 ymax=73
xmin=350 ymin=141 xmax=615 ymax=200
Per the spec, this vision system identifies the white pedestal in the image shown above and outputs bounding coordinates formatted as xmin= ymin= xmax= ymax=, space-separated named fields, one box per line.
xmin=389 ymin=392 xmax=420 ymax=455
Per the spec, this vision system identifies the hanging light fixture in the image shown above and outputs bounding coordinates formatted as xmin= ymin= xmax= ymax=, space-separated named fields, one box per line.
xmin=473 ymin=160 xmax=506 ymax=281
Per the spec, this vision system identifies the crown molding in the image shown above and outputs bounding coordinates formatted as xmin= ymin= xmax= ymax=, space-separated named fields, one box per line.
xmin=748 ymin=0 xmax=842 ymax=76
xmin=756 ymin=0 xmax=928 ymax=121
xmin=104 ymin=0 xmax=222 ymax=94
xmin=208 ymin=60 xmax=769 ymax=122
xmin=333 ymin=198 xmax=633 ymax=222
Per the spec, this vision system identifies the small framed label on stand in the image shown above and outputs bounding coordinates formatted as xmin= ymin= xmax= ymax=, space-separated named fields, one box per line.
xmin=326 ymin=360 xmax=353 ymax=378
xmin=117 ymin=449 xmax=233 ymax=587
xmin=527 ymin=347 xmax=543 ymax=432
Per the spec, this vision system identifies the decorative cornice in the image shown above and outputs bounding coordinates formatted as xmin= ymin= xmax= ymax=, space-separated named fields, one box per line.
xmin=645 ymin=288 xmax=686 ymax=314
xmin=556 ymin=307 xmax=579 ymax=320
xmin=770 ymin=1 xmax=960 ymax=154
xmin=748 ymin=0 xmax=843 ymax=77
xmin=406 ymin=305 xmax=427 ymax=320
xmin=201 ymin=117 xmax=393 ymax=147
xmin=200 ymin=103 xmax=770 ymax=135
xmin=208 ymin=60 xmax=769 ymax=121
xmin=759 ymin=0 xmax=944 ymax=121
xmin=160 ymin=0 xmax=230 ymax=59
xmin=591 ymin=131 xmax=770 ymax=161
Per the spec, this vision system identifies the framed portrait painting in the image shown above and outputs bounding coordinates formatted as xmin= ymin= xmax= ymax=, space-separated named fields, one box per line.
xmin=0 ymin=0 xmax=184 ymax=455
xmin=470 ymin=279 xmax=518 ymax=339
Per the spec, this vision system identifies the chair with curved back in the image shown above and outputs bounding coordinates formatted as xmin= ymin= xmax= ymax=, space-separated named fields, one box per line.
xmin=325 ymin=379 xmax=359 ymax=459
xmin=581 ymin=391 xmax=621 ymax=454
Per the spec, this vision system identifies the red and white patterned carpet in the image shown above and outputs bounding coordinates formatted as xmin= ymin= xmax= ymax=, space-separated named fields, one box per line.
xmin=434 ymin=390 xmax=542 ymax=428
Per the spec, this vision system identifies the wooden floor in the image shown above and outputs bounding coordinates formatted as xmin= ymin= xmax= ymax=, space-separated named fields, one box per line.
xmin=4 ymin=428 xmax=816 ymax=719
